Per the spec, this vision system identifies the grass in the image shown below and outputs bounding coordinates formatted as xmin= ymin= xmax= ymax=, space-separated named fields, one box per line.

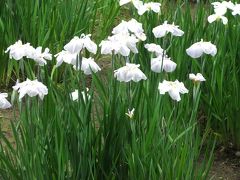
xmin=0 ymin=0 xmax=240 ymax=179
xmin=0 ymin=0 xmax=120 ymax=85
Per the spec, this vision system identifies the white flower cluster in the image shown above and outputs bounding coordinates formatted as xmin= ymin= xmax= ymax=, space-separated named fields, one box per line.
xmin=13 ymin=79 xmax=48 ymax=100
xmin=4 ymin=2 xmax=223 ymax=108
xmin=143 ymin=21 xmax=184 ymax=75
xmin=0 ymin=78 xmax=50 ymax=109
xmin=2 ymin=33 xmax=102 ymax=109
xmin=185 ymin=38 xmax=216 ymax=90
xmin=112 ymin=19 xmax=146 ymax=41
xmin=100 ymin=33 xmax=139 ymax=57
xmin=119 ymin=0 xmax=161 ymax=16
xmin=55 ymin=34 xmax=101 ymax=75
xmin=99 ymin=19 xmax=147 ymax=83
xmin=100 ymin=19 xmax=146 ymax=57
xmin=5 ymin=40 xmax=52 ymax=66
xmin=148 ymin=20 xmax=210 ymax=101
xmin=208 ymin=1 xmax=240 ymax=25
xmin=145 ymin=43 xmax=177 ymax=73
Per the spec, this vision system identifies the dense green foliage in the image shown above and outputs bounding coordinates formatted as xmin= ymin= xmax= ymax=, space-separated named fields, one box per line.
xmin=0 ymin=0 xmax=240 ymax=179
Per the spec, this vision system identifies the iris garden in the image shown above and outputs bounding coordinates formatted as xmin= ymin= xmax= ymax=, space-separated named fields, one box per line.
xmin=0 ymin=0 xmax=240 ymax=179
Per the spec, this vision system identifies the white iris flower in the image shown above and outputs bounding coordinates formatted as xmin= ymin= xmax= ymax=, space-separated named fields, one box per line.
xmin=232 ymin=4 xmax=240 ymax=16
xmin=152 ymin=21 xmax=184 ymax=38
xmin=112 ymin=19 xmax=146 ymax=41
xmin=99 ymin=32 xmax=139 ymax=56
xmin=114 ymin=63 xmax=147 ymax=82
xmin=73 ymin=57 xmax=101 ymax=75
xmin=151 ymin=55 xmax=177 ymax=73
xmin=189 ymin=73 xmax=206 ymax=82
xmin=186 ymin=39 xmax=217 ymax=58
xmin=208 ymin=1 xmax=235 ymax=24
xmin=158 ymin=80 xmax=189 ymax=102
xmin=27 ymin=47 xmax=52 ymax=66
xmin=5 ymin=40 xmax=34 ymax=60
xmin=137 ymin=2 xmax=161 ymax=15
xmin=208 ymin=7 xmax=228 ymax=25
xmin=13 ymin=79 xmax=48 ymax=100
xmin=54 ymin=50 xmax=78 ymax=67
xmin=64 ymin=34 xmax=97 ymax=54
xmin=144 ymin=43 xmax=164 ymax=56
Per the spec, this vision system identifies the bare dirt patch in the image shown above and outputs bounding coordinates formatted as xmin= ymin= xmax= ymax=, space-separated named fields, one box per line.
xmin=208 ymin=147 xmax=240 ymax=180
xmin=0 ymin=109 xmax=17 ymax=146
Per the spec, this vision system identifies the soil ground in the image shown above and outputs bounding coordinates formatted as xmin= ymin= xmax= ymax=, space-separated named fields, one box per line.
xmin=208 ymin=147 xmax=240 ymax=180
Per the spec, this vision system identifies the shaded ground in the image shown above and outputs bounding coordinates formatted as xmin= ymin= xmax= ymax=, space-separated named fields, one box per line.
xmin=0 ymin=109 xmax=16 ymax=146
xmin=208 ymin=147 xmax=240 ymax=180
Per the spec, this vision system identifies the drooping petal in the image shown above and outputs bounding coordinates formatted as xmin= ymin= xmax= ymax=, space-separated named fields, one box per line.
xmin=55 ymin=50 xmax=77 ymax=67
xmin=163 ymin=59 xmax=177 ymax=72
xmin=186 ymin=43 xmax=203 ymax=58
xmin=221 ymin=16 xmax=228 ymax=25
xmin=232 ymin=4 xmax=240 ymax=16
xmin=149 ymin=2 xmax=161 ymax=13
xmin=118 ymin=45 xmax=131 ymax=57
xmin=152 ymin=26 xmax=167 ymax=38
xmin=152 ymin=21 xmax=184 ymax=38
xmin=158 ymin=80 xmax=188 ymax=101
xmin=0 ymin=93 xmax=12 ymax=109
xmin=119 ymin=0 xmax=131 ymax=6
xmin=82 ymin=35 xmax=98 ymax=54
xmin=13 ymin=79 xmax=48 ymax=100
xmin=64 ymin=36 xmax=83 ymax=54
xmin=145 ymin=43 xmax=164 ymax=56
xmin=137 ymin=5 xmax=148 ymax=15
xmin=208 ymin=14 xmax=217 ymax=23
xmin=99 ymin=40 xmax=114 ymax=55
xmin=158 ymin=80 xmax=171 ymax=94
xmin=151 ymin=58 xmax=163 ymax=73
xmin=74 ymin=57 xmax=101 ymax=75
xmin=201 ymin=42 xmax=217 ymax=57
xmin=114 ymin=63 xmax=147 ymax=82
xmin=168 ymin=89 xmax=181 ymax=101
xmin=177 ymin=81 xmax=189 ymax=94
xmin=172 ymin=26 xmax=184 ymax=36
